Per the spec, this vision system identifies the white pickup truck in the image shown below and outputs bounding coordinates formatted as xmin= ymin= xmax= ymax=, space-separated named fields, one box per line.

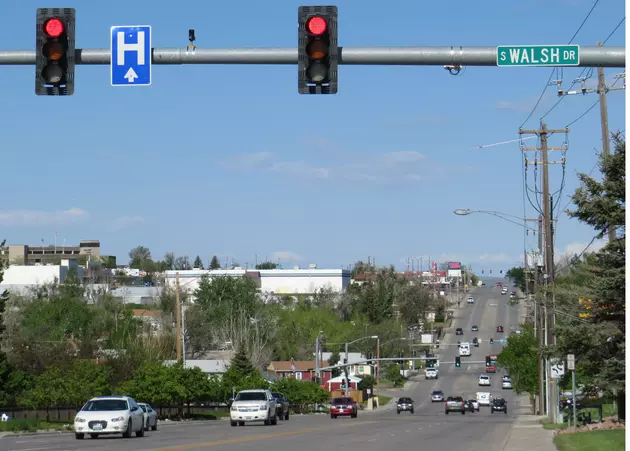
xmin=424 ymin=368 xmax=438 ymax=380
xmin=230 ymin=389 xmax=277 ymax=427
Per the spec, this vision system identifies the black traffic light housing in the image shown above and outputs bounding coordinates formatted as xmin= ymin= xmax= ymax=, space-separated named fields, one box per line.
xmin=490 ymin=338 xmax=494 ymax=345
xmin=427 ymin=359 xmax=434 ymax=368
xmin=298 ymin=5 xmax=338 ymax=94
xmin=486 ymin=356 xmax=491 ymax=367
xmin=36 ymin=7 xmax=75 ymax=96
xmin=455 ymin=356 xmax=461 ymax=367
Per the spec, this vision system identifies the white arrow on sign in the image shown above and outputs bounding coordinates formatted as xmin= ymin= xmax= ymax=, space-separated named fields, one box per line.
xmin=124 ymin=67 xmax=139 ymax=83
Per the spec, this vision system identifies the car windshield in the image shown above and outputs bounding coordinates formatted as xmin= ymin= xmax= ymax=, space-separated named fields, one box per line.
xmin=271 ymin=392 xmax=282 ymax=399
xmin=235 ymin=392 xmax=267 ymax=401
xmin=432 ymin=391 xmax=443 ymax=395
xmin=333 ymin=398 xmax=353 ymax=405
xmin=82 ymin=399 xmax=128 ymax=411
xmin=447 ymin=397 xmax=463 ymax=402
xmin=494 ymin=399 xmax=506 ymax=405
xmin=398 ymin=398 xmax=413 ymax=403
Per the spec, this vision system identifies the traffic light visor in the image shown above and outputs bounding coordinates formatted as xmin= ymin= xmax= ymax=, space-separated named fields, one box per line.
xmin=306 ymin=16 xmax=327 ymax=35
xmin=44 ymin=18 xmax=64 ymax=37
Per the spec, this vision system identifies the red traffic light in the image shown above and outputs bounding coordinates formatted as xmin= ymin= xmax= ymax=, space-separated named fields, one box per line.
xmin=44 ymin=18 xmax=64 ymax=38
xmin=306 ymin=16 xmax=327 ymax=35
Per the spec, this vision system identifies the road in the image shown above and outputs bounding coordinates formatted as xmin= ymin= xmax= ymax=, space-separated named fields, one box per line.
xmin=1 ymin=284 xmax=527 ymax=451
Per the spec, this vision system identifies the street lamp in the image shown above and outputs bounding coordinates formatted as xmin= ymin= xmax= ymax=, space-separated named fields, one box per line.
xmin=344 ymin=335 xmax=378 ymax=396
xmin=453 ymin=208 xmax=538 ymax=232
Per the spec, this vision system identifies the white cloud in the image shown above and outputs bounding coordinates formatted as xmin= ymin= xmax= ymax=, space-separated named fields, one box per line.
xmin=555 ymin=240 xmax=606 ymax=262
xmin=478 ymin=253 xmax=516 ymax=263
xmin=109 ymin=216 xmax=145 ymax=231
xmin=223 ymin=151 xmax=431 ymax=184
xmin=0 ymin=208 xmax=88 ymax=226
xmin=270 ymin=251 xmax=303 ymax=262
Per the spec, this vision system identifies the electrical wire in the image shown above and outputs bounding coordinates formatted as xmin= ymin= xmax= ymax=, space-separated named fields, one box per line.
xmin=553 ymin=225 xmax=623 ymax=275
xmin=603 ymin=17 xmax=625 ymax=44
xmin=565 ymin=99 xmax=600 ymax=127
xmin=568 ymin=0 xmax=601 ymax=43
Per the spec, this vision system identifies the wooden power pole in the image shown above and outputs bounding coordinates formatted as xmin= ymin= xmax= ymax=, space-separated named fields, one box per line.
xmin=175 ymin=272 xmax=182 ymax=363
xmin=519 ymin=123 xmax=569 ymax=423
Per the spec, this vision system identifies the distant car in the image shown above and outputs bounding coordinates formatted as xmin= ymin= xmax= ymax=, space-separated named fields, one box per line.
xmin=271 ymin=392 xmax=290 ymax=420
xmin=472 ymin=337 xmax=480 ymax=347
xmin=455 ymin=328 xmax=464 ymax=335
xmin=510 ymin=291 xmax=517 ymax=296
xmin=137 ymin=402 xmax=158 ymax=431
xmin=496 ymin=326 xmax=504 ymax=333
xmin=471 ymin=325 xmax=479 ymax=332
xmin=478 ymin=375 xmax=491 ymax=386
xmin=491 ymin=398 xmax=508 ymax=414
xmin=330 ymin=397 xmax=357 ymax=419
xmin=467 ymin=399 xmax=480 ymax=411
xmin=467 ymin=296 xmax=474 ymax=304
xmin=502 ymin=380 xmax=513 ymax=390
xmin=425 ymin=368 xmax=438 ymax=380
xmin=445 ymin=396 xmax=466 ymax=415
xmin=397 ymin=397 xmax=414 ymax=414
xmin=464 ymin=400 xmax=476 ymax=413
xmin=486 ymin=365 xmax=497 ymax=374
xmin=431 ymin=390 xmax=445 ymax=402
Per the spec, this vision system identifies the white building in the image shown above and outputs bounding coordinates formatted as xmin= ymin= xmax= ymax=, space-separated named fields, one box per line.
xmin=320 ymin=352 xmax=372 ymax=376
xmin=164 ymin=268 xmax=351 ymax=296
xmin=1 ymin=259 xmax=84 ymax=286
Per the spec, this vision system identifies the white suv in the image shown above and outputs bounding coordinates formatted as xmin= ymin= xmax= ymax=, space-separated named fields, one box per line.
xmin=74 ymin=396 xmax=145 ymax=440
xmin=478 ymin=375 xmax=491 ymax=386
xmin=230 ymin=389 xmax=277 ymax=426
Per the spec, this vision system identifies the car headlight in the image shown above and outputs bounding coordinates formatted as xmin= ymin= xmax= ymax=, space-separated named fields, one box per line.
xmin=74 ymin=417 xmax=86 ymax=423
xmin=111 ymin=416 xmax=125 ymax=422
xmin=231 ymin=405 xmax=237 ymax=411
xmin=259 ymin=405 xmax=267 ymax=410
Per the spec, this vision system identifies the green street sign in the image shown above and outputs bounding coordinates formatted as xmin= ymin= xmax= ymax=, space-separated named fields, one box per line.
xmin=497 ymin=45 xmax=580 ymax=67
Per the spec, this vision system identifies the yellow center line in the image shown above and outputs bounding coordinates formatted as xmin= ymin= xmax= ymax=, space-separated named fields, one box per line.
xmin=148 ymin=421 xmax=380 ymax=451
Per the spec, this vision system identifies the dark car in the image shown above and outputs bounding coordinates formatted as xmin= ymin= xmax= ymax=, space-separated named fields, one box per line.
xmin=271 ymin=392 xmax=290 ymax=420
xmin=472 ymin=337 xmax=479 ymax=347
xmin=397 ymin=397 xmax=414 ymax=414
xmin=491 ymin=398 xmax=508 ymax=414
xmin=330 ymin=397 xmax=357 ymax=419
xmin=455 ymin=328 xmax=464 ymax=335
xmin=464 ymin=400 xmax=476 ymax=413
xmin=496 ymin=326 xmax=504 ymax=333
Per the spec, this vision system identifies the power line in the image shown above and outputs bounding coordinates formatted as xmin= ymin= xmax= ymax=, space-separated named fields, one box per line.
xmin=566 ymin=98 xmax=600 ymax=127
xmin=603 ymin=17 xmax=625 ymax=44
xmin=568 ymin=0 xmax=601 ymax=43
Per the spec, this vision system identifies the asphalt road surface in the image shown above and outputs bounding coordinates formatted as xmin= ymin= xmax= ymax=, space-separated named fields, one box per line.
xmin=1 ymin=285 xmax=527 ymax=451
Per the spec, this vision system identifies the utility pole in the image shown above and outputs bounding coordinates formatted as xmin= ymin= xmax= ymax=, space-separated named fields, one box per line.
xmin=519 ymin=123 xmax=568 ymax=422
xmin=175 ymin=272 xmax=182 ymax=363
xmin=537 ymin=215 xmax=545 ymax=415
xmin=596 ymin=42 xmax=615 ymax=243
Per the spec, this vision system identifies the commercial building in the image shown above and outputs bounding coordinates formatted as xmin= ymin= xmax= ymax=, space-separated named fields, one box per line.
xmin=164 ymin=268 xmax=351 ymax=296
xmin=0 ymin=240 xmax=102 ymax=265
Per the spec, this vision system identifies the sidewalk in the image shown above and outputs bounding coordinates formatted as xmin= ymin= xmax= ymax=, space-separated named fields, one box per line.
xmin=502 ymin=415 xmax=556 ymax=451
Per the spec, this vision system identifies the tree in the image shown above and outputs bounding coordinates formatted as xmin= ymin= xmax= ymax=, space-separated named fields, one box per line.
xmin=163 ymin=252 xmax=175 ymax=271
xmin=505 ymin=267 xmax=526 ymax=292
xmin=555 ymin=133 xmax=625 ymax=417
xmin=327 ymin=351 xmax=341 ymax=377
xmin=496 ymin=324 xmax=539 ymax=397
xmin=255 ymin=261 xmax=277 ymax=269
xmin=129 ymin=246 xmax=155 ymax=273
xmin=357 ymin=374 xmax=375 ymax=390
xmin=193 ymin=255 xmax=204 ymax=269
xmin=173 ymin=256 xmax=192 ymax=271
xmin=398 ymin=284 xmax=434 ymax=327
xmin=230 ymin=343 xmax=256 ymax=377
xmin=209 ymin=255 xmax=221 ymax=269
xmin=385 ymin=364 xmax=405 ymax=387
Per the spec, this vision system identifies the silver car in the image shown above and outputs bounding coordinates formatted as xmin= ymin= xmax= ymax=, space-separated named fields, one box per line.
xmin=138 ymin=403 xmax=158 ymax=431
xmin=431 ymin=390 xmax=445 ymax=402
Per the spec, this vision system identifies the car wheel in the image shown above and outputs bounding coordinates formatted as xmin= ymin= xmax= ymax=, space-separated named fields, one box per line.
xmin=144 ymin=419 xmax=149 ymax=431
xmin=90 ymin=433 xmax=99 ymax=439
xmin=445 ymin=411 xmax=449 ymax=414
xmin=351 ymin=413 xmax=357 ymax=418
xmin=230 ymin=420 xmax=237 ymax=427
xmin=122 ymin=420 xmax=132 ymax=438
xmin=397 ymin=410 xmax=400 ymax=414
xmin=410 ymin=410 xmax=414 ymax=414
xmin=461 ymin=411 xmax=465 ymax=415
xmin=136 ymin=423 xmax=145 ymax=437
xmin=271 ymin=412 xmax=278 ymax=425
xmin=75 ymin=433 xmax=84 ymax=440
xmin=285 ymin=412 xmax=289 ymax=420
xmin=505 ymin=411 xmax=508 ymax=414
xmin=491 ymin=410 xmax=494 ymax=414
xmin=151 ymin=420 xmax=157 ymax=431
xmin=239 ymin=421 xmax=245 ymax=426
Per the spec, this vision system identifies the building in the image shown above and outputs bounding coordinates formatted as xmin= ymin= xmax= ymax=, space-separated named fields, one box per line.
xmin=320 ymin=352 xmax=372 ymax=376
xmin=164 ymin=268 xmax=352 ymax=296
xmin=164 ymin=359 xmax=230 ymax=376
xmin=327 ymin=375 xmax=361 ymax=392
xmin=266 ymin=360 xmax=333 ymax=383
xmin=0 ymin=240 xmax=102 ymax=266
xmin=111 ymin=286 xmax=163 ymax=305
xmin=1 ymin=258 xmax=84 ymax=285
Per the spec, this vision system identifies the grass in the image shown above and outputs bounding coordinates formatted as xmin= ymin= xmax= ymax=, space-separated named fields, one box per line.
xmin=378 ymin=396 xmax=392 ymax=406
xmin=540 ymin=403 xmax=616 ymax=429
xmin=0 ymin=419 xmax=71 ymax=433
xmin=553 ymin=430 xmax=625 ymax=451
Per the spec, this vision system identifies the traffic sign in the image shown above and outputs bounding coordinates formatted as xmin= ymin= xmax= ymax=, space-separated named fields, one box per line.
xmin=551 ymin=361 xmax=565 ymax=378
xmin=497 ymin=45 xmax=580 ymax=67
xmin=111 ymin=25 xmax=152 ymax=86
xmin=567 ymin=354 xmax=575 ymax=371
xmin=499 ymin=339 xmax=505 ymax=345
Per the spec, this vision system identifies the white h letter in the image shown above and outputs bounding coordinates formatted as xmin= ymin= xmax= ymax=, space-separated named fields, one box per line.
xmin=117 ymin=31 xmax=145 ymax=66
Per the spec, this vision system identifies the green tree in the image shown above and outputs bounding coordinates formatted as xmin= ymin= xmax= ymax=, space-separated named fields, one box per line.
xmin=129 ymin=246 xmax=153 ymax=271
xmin=505 ymin=267 xmax=526 ymax=291
xmin=385 ymin=364 xmax=405 ymax=387
xmin=193 ymin=255 xmax=204 ymax=269
xmin=398 ymin=283 xmax=434 ymax=327
xmin=65 ymin=360 xmax=113 ymax=406
xmin=496 ymin=324 xmax=538 ymax=396
xmin=255 ymin=261 xmax=277 ymax=269
xmin=163 ymin=252 xmax=175 ymax=271
xmin=18 ymin=365 xmax=72 ymax=408
xmin=230 ymin=343 xmax=256 ymax=377
xmin=118 ymin=362 xmax=184 ymax=406
xmin=209 ymin=255 xmax=221 ymax=269
xmin=357 ymin=374 xmax=375 ymax=390
xmin=174 ymin=256 xmax=192 ymax=270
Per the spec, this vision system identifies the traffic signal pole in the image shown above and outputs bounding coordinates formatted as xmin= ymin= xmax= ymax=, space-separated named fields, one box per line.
xmin=0 ymin=45 xmax=624 ymax=66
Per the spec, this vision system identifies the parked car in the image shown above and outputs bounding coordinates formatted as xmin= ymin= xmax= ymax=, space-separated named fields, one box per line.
xmin=330 ymin=397 xmax=358 ymax=419
xmin=271 ymin=392 xmax=290 ymax=420
xmin=74 ymin=395 xmax=145 ymax=440
xmin=137 ymin=402 xmax=158 ymax=431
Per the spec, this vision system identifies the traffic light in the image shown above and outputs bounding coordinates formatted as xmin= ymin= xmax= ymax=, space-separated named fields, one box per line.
xmin=36 ymin=7 xmax=76 ymax=96
xmin=298 ymin=5 xmax=338 ymax=94
xmin=486 ymin=356 xmax=491 ymax=367
xmin=455 ymin=356 xmax=461 ymax=367
xmin=490 ymin=338 xmax=494 ymax=345
xmin=427 ymin=359 xmax=434 ymax=368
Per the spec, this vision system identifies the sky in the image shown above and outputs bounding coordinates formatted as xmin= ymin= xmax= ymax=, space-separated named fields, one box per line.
xmin=0 ymin=0 xmax=626 ymax=273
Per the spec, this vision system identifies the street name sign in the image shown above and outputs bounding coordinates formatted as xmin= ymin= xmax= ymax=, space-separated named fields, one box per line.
xmin=497 ymin=45 xmax=580 ymax=67
xmin=567 ymin=354 xmax=575 ymax=371
xmin=111 ymin=25 xmax=152 ymax=86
